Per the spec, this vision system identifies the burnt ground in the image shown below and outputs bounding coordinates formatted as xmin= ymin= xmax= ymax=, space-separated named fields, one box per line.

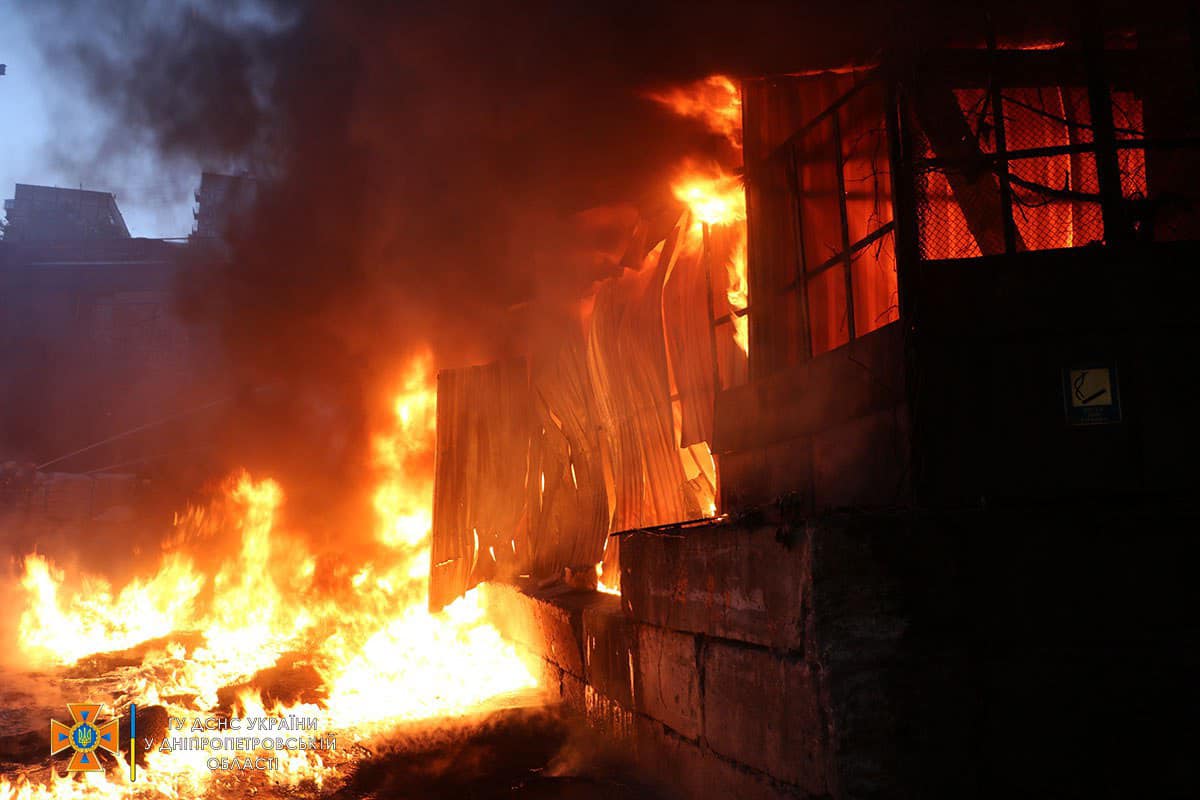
xmin=0 ymin=644 xmax=663 ymax=800
xmin=329 ymin=708 xmax=661 ymax=800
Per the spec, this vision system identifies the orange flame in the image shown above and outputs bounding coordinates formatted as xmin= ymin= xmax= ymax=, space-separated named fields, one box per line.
xmin=647 ymin=74 xmax=743 ymax=150
xmin=672 ymin=166 xmax=746 ymax=228
xmin=372 ymin=352 xmax=437 ymax=550
xmin=656 ymin=75 xmax=749 ymax=357
xmin=672 ymin=162 xmax=750 ymax=355
xmin=595 ymin=562 xmax=620 ymax=596
xmin=4 ymin=352 xmax=538 ymax=799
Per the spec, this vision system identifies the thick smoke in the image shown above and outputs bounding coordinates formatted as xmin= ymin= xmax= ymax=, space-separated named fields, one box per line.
xmin=31 ymin=0 xmax=1079 ymax=540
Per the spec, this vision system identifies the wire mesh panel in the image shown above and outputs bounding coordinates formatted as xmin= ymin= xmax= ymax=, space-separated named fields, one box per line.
xmin=1111 ymin=90 xmax=1145 ymax=141
xmin=911 ymin=88 xmax=995 ymax=159
xmin=916 ymin=166 xmax=984 ymax=260
xmin=1004 ymin=87 xmax=1104 ymax=250
xmin=1001 ymin=87 xmax=1093 ymax=151
xmin=1009 ymin=152 xmax=1105 ymax=249
xmin=905 ymin=38 xmax=1200 ymax=258
xmin=909 ymin=74 xmax=1110 ymax=258
xmin=1117 ymin=45 xmax=1200 ymax=241
xmin=909 ymin=80 xmax=1010 ymax=257
xmin=1118 ymin=147 xmax=1148 ymax=201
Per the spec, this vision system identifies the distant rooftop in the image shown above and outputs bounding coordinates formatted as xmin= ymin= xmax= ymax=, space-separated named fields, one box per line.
xmin=3 ymin=183 xmax=130 ymax=242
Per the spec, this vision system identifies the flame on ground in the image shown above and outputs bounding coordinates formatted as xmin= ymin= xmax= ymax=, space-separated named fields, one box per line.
xmin=2 ymin=352 xmax=538 ymax=799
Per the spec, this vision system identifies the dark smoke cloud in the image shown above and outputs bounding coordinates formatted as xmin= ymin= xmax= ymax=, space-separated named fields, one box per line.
xmin=28 ymin=0 xmax=292 ymax=165
xmin=32 ymin=0 xmax=1137 ymax=538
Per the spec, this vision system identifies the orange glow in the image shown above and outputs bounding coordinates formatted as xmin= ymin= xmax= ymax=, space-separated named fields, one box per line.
xmin=672 ymin=161 xmax=749 ymax=355
xmin=373 ymin=352 xmax=437 ymax=549
xmin=595 ymin=563 xmax=620 ymax=596
xmin=655 ymin=74 xmax=749 ymax=358
xmin=647 ymin=74 xmax=743 ymax=150
xmin=672 ymin=166 xmax=746 ymax=228
xmin=4 ymin=353 xmax=538 ymax=799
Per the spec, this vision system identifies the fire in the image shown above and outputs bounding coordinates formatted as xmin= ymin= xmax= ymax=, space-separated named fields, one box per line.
xmin=373 ymin=353 xmax=436 ymax=550
xmin=2 ymin=352 xmax=538 ymax=799
xmin=2 ymin=73 xmax=750 ymax=798
xmin=672 ymin=162 xmax=750 ymax=355
xmin=726 ymin=238 xmax=749 ymax=354
xmin=595 ymin=563 xmax=620 ymax=596
xmin=17 ymin=552 xmax=203 ymax=667
xmin=646 ymin=74 xmax=743 ymax=149
xmin=654 ymin=76 xmax=750 ymax=357
xmin=673 ymin=166 xmax=746 ymax=227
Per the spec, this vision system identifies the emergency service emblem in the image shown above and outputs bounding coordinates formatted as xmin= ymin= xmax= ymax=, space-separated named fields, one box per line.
xmin=50 ymin=702 xmax=120 ymax=772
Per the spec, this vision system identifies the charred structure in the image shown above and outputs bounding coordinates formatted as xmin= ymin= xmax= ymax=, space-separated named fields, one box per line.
xmin=451 ymin=9 xmax=1200 ymax=800
xmin=3 ymin=2 xmax=1200 ymax=799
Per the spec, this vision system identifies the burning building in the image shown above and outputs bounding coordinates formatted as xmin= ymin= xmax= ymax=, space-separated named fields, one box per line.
xmin=438 ymin=10 xmax=1200 ymax=800
xmin=3 ymin=2 xmax=1200 ymax=799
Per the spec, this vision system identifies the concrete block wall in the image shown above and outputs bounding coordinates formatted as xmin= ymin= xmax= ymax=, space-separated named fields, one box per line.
xmin=487 ymin=581 xmax=820 ymax=799
xmin=488 ymin=507 xmax=1200 ymax=799
xmin=485 ymin=515 xmax=924 ymax=800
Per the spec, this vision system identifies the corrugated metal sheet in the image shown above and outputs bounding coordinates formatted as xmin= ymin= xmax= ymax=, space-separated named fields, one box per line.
xmin=430 ymin=213 xmax=724 ymax=606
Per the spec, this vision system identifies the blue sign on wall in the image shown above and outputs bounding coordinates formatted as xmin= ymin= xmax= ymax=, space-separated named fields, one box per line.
xmin=1063 ymin=364 xmax=1121 ymax=426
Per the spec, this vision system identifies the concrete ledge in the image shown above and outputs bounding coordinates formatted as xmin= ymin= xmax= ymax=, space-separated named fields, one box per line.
xmin=619 ymin=523 xmax=809 ymax=651
xmin=485 ymin=583 xmax=609 ymax=678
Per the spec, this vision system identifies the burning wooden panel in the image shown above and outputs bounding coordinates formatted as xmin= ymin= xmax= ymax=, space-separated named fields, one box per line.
xmin=427 ymin=74 xmax=752 ymax=598
xmin=429 ymin=358 xmax=532 ymax=610
xmin=527 ymin=331 xmax=610 ymax=579
xmin=663 ymin=222 xmax=716 ymax=449
xmin=430 ymin=220 xmax=718 ymax=602
xmin=586 ymin=223 xmax=689 ymax=535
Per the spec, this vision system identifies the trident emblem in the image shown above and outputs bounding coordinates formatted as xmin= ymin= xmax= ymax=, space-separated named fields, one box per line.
xmin=50 ymin=703 xmax=120 ymax=772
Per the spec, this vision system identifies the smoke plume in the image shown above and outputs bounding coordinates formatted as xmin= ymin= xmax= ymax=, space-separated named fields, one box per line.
xmin=30 ymin=0 xmax=1052 ymax=536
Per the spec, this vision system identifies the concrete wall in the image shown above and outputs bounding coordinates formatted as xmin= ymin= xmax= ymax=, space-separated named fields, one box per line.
xmin=487 ymin=583 xmax=820 ymax=799
xmin=487 ymin=507 xmax=1200 ymax=798
xmin=714 ymin=323 xmax=909 ymax=516
xmin=486 ymin=514 xmax=939 ymax=799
